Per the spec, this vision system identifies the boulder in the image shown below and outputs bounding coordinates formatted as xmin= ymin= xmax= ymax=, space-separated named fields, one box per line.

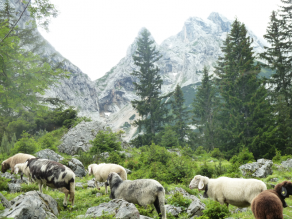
xmin=269 ymin=178 xmax=278 ymax=182
xmin=85 ymin=199 xmax=140 ymax=219
xmin=100 ymin=152 xmax=110 ymax=159
xmin=187 ymin=199 xmax=205 ymax=217
xmin=75 ymin=182 xmax=84 ymax=188
xmin=167 ymin=148 xmax=181 ymax=156
xmin=0 ymin=191 xmax=58 ymax=219
xmin=165 ymin=204 xmax=183 ymax=217
xmin=1 ymin=172 xmax=16 ymax=183
xmin=58 ymin=120 xmax=107 ymax=155
xmin=8 ymin=183 xmax=21 ymax=193
xmin=36 ymin=149 xmax=64 ymax=162
xmin=281 ymin=158 xmax=292 ymax=169
xmin=68 ymin=158 xmax=86 ymax=177
xmin=0 ymin=192 xmax=11 ymax=208
xmin=239 ymin=159 xmax=273 ymax=178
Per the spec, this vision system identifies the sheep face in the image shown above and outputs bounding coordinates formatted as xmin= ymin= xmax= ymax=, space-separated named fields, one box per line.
xmin=1 ymin=162 xmax=9 ymax=173
xmin=281 ymin=181 xmax=292 ymax=198
xmin=189 ymin=175 xmax=208 ymax=190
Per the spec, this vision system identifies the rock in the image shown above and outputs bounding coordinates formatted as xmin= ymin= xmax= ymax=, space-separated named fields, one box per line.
xmin=140 ymin=216 xmax=153 ymax=219
xmin=281 ymin=159 xmax=292 ymax=169
xmin=119 ymin=151 xmax=133 ymax=158
xmin=101 ymin=152 xmax=110 ymax=159
xmin=85 ymin=199 xmax=140 ymax=219
xmin=75 ymin=182 xmax=84 ymax=188
xmin=167 ymin=148 xmax=181 ymax=156
xmin=239 ymin=159 xmax=273 ymax=178
xmin=8 ymin=183 xmax=21 ymax=193
xmin=68 ymin=158 xmax=86 ymax=177
xmin=96 ymin=193 xmax=103 ymax=197
xmin=187 ymin=199 xmax=206 ymax=217
xmin=165 ymin=205 xmax=182 ymax=217
xmin=270 ymin=178 xmax=278 ymax=182
xmin=1 ymin=172 xmax=16 ymax=183
xmin=169 ymin=187 xmax=198 ymax=202
xmin=58 ymin=120 xmax=107 ymax=155
xmin=0 ymin=192 xmax=11 ymax=208
xmin=15 ymin=177 xmax=28 ymax=184
xmin=232 ymin=207 xmax=248 ymax=213
xmin=87 ymin=178 xmax=104 ymax=188
xmin=0 ymin=191 xmax=58 ymax=219
xmin=274 ymin=164 xmax=288 ymax=171
xmin=36 ymin=149 xmax=64 ymax=162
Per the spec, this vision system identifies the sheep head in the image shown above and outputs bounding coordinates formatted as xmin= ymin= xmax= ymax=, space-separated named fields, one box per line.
xmin=189 ymin=175 xmax=209 ymax=191
xmin=88 ymin=166 xmax=92 ymax=175
xmin=1 ymin=162 xmax=9 ymax=173
xmin=275 ymin=181 xmax=292 ymax=199
xmin=14 ymin=167 xmax=19 ymax=174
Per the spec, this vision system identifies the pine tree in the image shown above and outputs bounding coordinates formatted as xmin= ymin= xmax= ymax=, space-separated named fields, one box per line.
xmin=192 ymin=67 xmax=218 ymax=151
xmin=131 ymin=29 xmax=170 ymax=145
xmin=214 ymin=19 xmax=275 ymax=158
xmin=171 ymin=85 xmax=189 ymax=146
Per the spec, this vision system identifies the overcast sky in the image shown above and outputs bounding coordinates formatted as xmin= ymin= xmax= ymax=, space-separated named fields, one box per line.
xmin=39 ymin=0 xmax=280 ymax=81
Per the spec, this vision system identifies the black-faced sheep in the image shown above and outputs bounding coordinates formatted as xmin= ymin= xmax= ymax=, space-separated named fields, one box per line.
xmin=26 ymin=158 xmax=75 ymax=206
xmin=106 ymin=172 xmax=166 ymax=219
xmin=1 ymin=153 xmax=35 ymax=179
xmin=251 ymin=181 xmax=292 ymax=219
xmin=88 ymin=163 xmax=127 ymax=194
xmin=189 ymin=175 xmax=267 ymax=207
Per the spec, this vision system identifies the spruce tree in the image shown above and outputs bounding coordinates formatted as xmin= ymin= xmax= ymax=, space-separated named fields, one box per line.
xmin=214 ymin=19 xmax=275 ymax=158
xmin=192 ymin=67 xmax=218 ymax=151
xmin=131 ymin=29 xmax=170 ymax=145
xmin=171 ymin=85 xmax=189 ymax=146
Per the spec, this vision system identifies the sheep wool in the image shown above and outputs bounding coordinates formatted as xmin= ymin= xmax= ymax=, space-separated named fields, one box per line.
xmin=189 ymin=175 xmax=267 ymax=207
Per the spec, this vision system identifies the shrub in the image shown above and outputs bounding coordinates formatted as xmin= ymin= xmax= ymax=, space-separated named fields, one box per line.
xmin=229 ymin=147 xmax=255 ymax=165
xmin=213 ymin=160 xmax=227 ymax=177
xmin=272 ymin=149 xmax=281 ymax=163
xmin=194 ymin=146 xmax=207 ymax=155
xmin=210 ymin=148 xmax=224 ymax=159
xmin=107 ymin=152 xmax=125 ymax=165
xmin=198 ymin=200 xmax=230 ymax=219
xmin=0 ymin=176 xmax=10 ymax=191
xmin=197 ymin=162 xmax=214 ymax=178
xmin=38 ymin=132 xmax=57 ymax=151
xmin=89 ymin=128 xmax=121 ymax=153
xmin=12 ymin=132 xmax=37 ymax=154
xmin=167 ymin=192 xmax=192 ymax=209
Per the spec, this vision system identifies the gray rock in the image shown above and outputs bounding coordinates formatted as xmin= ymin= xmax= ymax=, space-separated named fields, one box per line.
xmin=96 ymin=193 xmax=103 ymax=197
xmin=120 ymin=151 xmax=133 ymax=158
xmin=0 ymin=191 xmax=58 ymax=219
xmin=8 ymin=183 xmax=21 ymax=193
xmin=75 ymin=182 xmax=84 ymax=188
xmin=239 ymin=159 xmax=273 ymax=178
xmin=36 ymin=149 xmax=64 ymax=162
xmin=101 ymin=152 xmax=110 ymax=159
xmin=1 ymin=172 xmax=16 ymax=183
xmin=140 ymin=216 xmax=153 ymax=219
xmin=68 ymin=158 xmax=86 ymax=177
xmin=167 ymin=149 xmax=181 ymax=156
xmin=85 ymin=199 xmax=140 ymax=219
xmin=0 ymin=192 xmax=11 ymax=208
xmin=281 ymin=159 xmax=292 ymax=169
xmin=274 ymin=164 xmax=288 ymax=171
xmin=87 ymin=178 xmax=104 ymax=188
xmin=58 ymin=120 xmax=106 ymax=155
xmin=187 ymin=199 xmax=205 ymax=217
xmin=165 ymin=205 xmax=182 ymax=217
xmin=76 ymin=215 xmax=86 ymax=219
xmin=169 ymin=187 xmax=198 ymax=202
xmin=232 ymin=207 xmax=248 ymax=213
xmin=270 ymin=178 xmax=278 ymax=182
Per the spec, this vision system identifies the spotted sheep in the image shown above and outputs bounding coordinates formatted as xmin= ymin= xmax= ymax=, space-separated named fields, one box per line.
xmin=106 ymin=172 xmax=166 ymax=219
xmin=26 ymin=158 xmax=75 ymax=206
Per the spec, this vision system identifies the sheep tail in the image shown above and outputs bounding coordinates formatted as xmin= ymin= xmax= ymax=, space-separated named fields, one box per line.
xmin=157 ymin=187 xmax=166 ymax=219
xmin=120 ymin=169 xmax=127 ymax=180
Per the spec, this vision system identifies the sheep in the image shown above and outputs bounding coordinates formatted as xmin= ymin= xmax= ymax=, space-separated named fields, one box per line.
xmin=251 ymin=181 xmax=292 ymax=219
xmin=88 ymin=163 xmax=127 ymax=194
xmin=26 ymin=158 xmax=75 ymax=207
xmin=189 ymin=175 xmax=267 ymax=207
xmin=1 ymin=153 xmax=35 ymax=180
xmin=14 ymin=162 xmax=32 ymax=184
xmin=106 ymin=172 xmax=166 ymax=219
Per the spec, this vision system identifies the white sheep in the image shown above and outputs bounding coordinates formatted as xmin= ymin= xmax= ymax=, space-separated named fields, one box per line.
xmin=88 ymin=163 xmax=127 ymax=194
xmin=106 ymin=172 xmax=166 ymax=219
xmin=14 ymin=162 xmax=32 ymax=184
xmin=189 ymin=175 xmax=267 ymax=207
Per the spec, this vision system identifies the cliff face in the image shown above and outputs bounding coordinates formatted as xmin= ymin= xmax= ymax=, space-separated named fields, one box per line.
xmin=2 ymin=0 xmax=267 ymax=137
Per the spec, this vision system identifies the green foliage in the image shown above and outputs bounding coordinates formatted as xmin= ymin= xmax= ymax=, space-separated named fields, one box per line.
xmin=38 ymin=132 xmax=57 ymax=151
xmin=89 ymin=128 xmax=121 ymax=154
xmin=195 ymin=146 xmax=207 ymax=155
xmin=0 ymin=176 xmax=10 ymax=191
xmin=160 ymin=126 xmax=179 ymax=149
xmin=167 ymin=192 xmax=192 ymax=209
xmin=198 ymin=200 xmax=231 ymax=219
xmin=213 ymin=160 xmax=227 ymax=177
xmin=21 ymin=183 xmax=39 ymax=192
xmin=197 ymin=162 xmax=214 ymax=178
xmin=272 ymin=149 xmax=282 ymax=163
xmin=107 ymin=151 xmax=125 ymax=165
xmin=229 ymin=148 xmax=255 ymax=165
xmin=210 ymin=148 xmax=224 ymax=159
xmin=135 ymin=204 xmax=158 ymax=218
xmin=12 ymin=132 xmax=37 ymax=154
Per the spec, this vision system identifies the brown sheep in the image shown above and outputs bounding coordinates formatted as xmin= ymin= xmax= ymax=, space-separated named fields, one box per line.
xmin=1 ymin=153 xmax=35 ymax=179
xmin=251 ymin=181 xmax=292 ymax=219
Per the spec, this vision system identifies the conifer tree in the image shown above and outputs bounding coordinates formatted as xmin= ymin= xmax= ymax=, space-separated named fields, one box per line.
xmin=131 ymin=29 xmax=170 ymax=145
xmin=171 ymin=85 xmax=189 ymax=146
xmin=192 ymin=67 xmax=218 ymax=151
xmin=214 ymin=19 xmax=275 ymax=158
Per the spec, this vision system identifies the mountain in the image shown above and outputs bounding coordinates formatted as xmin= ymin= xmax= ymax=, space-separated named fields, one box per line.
xmin=2 ymin=0 xmax=268 ymax=140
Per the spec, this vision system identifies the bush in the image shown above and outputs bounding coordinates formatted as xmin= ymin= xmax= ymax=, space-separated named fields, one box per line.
xmin=89 ymin=128 xmax=121 ymax=153
xmin=272 ymin=149 xmax=281 ymax=163
xmin=229 ymin=148 xmax=255 ymax=165
xmin=0 ymin=176 xmax=10 ymax=191
xmin=167 ymin=192 xmax=192 ymax=209
xmin=198 ymin=200 xmax=230 ymax=219
xmin=197 ymin=162 xmax=214 ymax=178
xmin=107 ymin=152 xmax=125 ymax=165
xmin=194 ymin=146 xmax=207 ymax=155
xmin=210 ymin=148 xmax=224 ymax=159
xmin=38 ymin=132 xmax=57 ymax=151
xmin=213 ymin=160 xmax=227 ymax=177
xmin=12 ymin=132 xmax=37 ymax=154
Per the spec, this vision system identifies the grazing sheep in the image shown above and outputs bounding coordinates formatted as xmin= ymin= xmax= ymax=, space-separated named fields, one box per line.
xmin=189 ymin=175 xmax=267 ymax=207
xmin=14 ymin=162 xmax=32 ymax=184
xmin=88 ymin=163 xmax=127 ymax=194
xmin=1 ymin=153 xmax=35 ymax=180
xmin=106 ymin=172 xmax=166 ymax=219
xmin=251 ymin=181 xmax=292 ymax=219
xmin=26 ymin=158 xmax=75 ymax=207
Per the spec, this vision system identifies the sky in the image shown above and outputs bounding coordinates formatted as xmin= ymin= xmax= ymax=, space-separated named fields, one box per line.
xmin=39 ymin=0 xmax=280 ymax=81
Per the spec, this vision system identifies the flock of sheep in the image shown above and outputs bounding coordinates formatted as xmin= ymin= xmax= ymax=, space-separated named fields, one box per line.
xmin=1 ymin=153 xmax=292 ymax=219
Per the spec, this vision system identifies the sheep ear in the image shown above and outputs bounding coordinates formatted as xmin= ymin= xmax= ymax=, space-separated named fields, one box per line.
xmin=281 ymin=187 xmax=288 ymax=197
xmin=198 ymin=179 xmax=204 ymax=190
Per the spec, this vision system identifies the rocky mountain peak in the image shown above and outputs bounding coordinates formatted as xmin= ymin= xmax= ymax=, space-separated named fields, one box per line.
xmin=207 ymin=12 xmax=231 ymax=32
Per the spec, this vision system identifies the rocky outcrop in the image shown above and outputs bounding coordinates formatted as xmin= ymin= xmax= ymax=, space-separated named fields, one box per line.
xmin=165 ymin=205 xmax=183 ymax=217
xmin=36 ymin=149 xmax=64 ymax=162
xmin=169 ymin=187 xmax=197 ymax=201
xmin=8 ymin=183 xmax=21 ymax=193
xmin=281 ymin=158 xmax=292 ymax=169
xmin=68 ymin=158 xmax=86 ymax=177
xmin=85 ymin=199 xmax=140 ymax=218
xmin=239 ymin=159 xmax=273 ymax=178
xmin=187 ymin=198 xmax=205 ymax=217
xmin=58 ymin=120 xmax=106 ymax=155
xmin=0 ymin=191 xmax=58 ymax=219
xmin=0 ymin=192 xmax=11 ymax=208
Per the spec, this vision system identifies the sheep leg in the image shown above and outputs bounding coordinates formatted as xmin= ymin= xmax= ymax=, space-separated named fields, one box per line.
xmin=154 ymin=198 xmax=162 ymax=218
xmin=20 ymin=173 xmax=23 ymax=180
xmin=39 ymin=183 xmax=43 ymax=193
xmin=95 ymin=181 xmax=100 ymax=190
xmin=105 ymin=182 xmax=108 ymax=194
